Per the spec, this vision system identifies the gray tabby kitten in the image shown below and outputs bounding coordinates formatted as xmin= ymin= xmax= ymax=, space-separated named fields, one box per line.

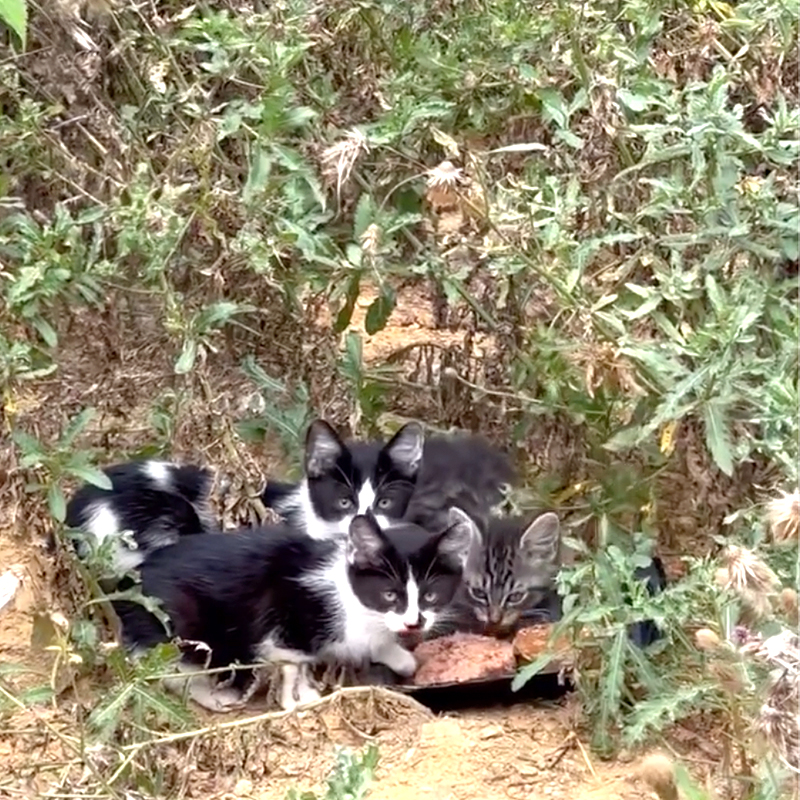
xmin=443 ymin=509 xmax=562 ymax=637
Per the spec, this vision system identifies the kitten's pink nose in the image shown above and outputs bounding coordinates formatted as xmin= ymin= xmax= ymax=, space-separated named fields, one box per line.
xmin=488 ymin=607 xmax=504 ymax=625
xmin=403 ymin=617 xmax=422 ymax=631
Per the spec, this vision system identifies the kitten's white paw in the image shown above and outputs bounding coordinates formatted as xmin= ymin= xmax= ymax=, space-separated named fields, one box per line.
xmin=279 ymin=664 xmax=321 ymax=711
xmin=187 ymin=680 xmax=243 ymax=713
xmin=206 ymin=686 xmax=245 ymax=712
xmin=296 ymin=680 xmax=321 ymax=706
xmin=374 ymin=642 xmax=417 ymax=677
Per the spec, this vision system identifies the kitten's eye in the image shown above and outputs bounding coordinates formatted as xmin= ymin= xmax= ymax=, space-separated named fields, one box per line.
xmin=376 ymin=497 xmax=393 ymax=510
xmin=337 ymin=497 xmax=355 ymax=510
xmin=468 ymin=587 xmax=488 ymax=603
xmin=507 ymin=591 xmax=527 ymax=605
xmin=423 ymin=591 xmax=438 ymax=604
xmin=382 ymin=590 xmax=398 ymax=603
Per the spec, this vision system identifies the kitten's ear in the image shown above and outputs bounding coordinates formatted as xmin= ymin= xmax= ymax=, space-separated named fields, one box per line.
xmin=304 ymin=420 xmax=344 ymax=478
xmin=519 ymin=512 xmax=561 ymax=568
xmin=383 ymin=422 xmax=424 ymax=478
xmin=437 ymin=506 xmax=481 ymax=564
xmin=347 ymin=514 xmax=386 ymax=568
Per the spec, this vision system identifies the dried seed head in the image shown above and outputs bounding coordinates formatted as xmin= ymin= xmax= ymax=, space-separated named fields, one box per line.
xmin=766 ymin=489 xmax=800 ymax=544
xmin=779 ymin=588 xmax=799 ymax=626
xmin=714 ymin=567 xmax=730 ymax=588
xmin=743 ymin=630 xmax=800 ymax=775
xmin=360 ymin=223 xmax=381 ymax=259
xmin=639 ymin=752 xmax=678 ymax=800
xmin=709 ymin=662 xmax=746 ymax=694
xmin=695 ymin=628 xmax=722 ymax=652
xmin=721 ymin=545 xmax=780 ymax=596
xmin=426 ymin=161 xmax=463 ymax=208
xmin=320 ymin=129 xmax=369 ymax=201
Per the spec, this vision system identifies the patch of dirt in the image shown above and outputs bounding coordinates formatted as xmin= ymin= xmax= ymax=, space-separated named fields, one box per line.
xmin=313 ymin=280 xmax=498 ymax=367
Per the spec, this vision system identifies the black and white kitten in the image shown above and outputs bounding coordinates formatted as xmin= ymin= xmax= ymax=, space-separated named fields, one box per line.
xmin=114 ymin=509 xmax=472 ymax=712
xmin=449 ymin=511 xmax=562 ymax=637
xmin=262 ymin=420 xmax=425 ymax=540
xmin=263 ymin=420 xmax=514 ymax=538
xmin=65 ymin=460 xmax=216 ymax=573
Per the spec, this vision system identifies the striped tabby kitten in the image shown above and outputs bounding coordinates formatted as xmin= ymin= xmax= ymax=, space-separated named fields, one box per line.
xmin=454 ymin=511 xmax=562 ymax=637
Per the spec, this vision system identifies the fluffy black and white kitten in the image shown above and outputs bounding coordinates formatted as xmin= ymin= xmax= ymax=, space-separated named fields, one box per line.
xmin=263 ymin=420 xmax=425 ymax=539
xmin=65 ymin=460 xmax=216 ymax=573
xmin=451 ymin=511 xmax=562 ymax=637
xmin=263 ymin=419 xmax=514 ymax=538
xmin=114 ymin=509 xmax=472 ymax=712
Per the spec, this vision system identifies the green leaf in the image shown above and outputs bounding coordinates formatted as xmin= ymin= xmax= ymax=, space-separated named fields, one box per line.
xmin=242 ymin=148 xmax=272 ymax=205
xmin=704 ymin=273 xmax=726 ymax=316
xmin=0 ymin=0 xmax=27 ymax=47
xmin=334 ymin=272 xmax=362 ymax=334
xmin=194 ymin=301 xmax=251 ymax=333
xmin=538 ymin=88 xmax=568 ymax=128
xmin=32 ymin=317 xmax=57 ymax=348
xmin=132 ymin=683 xmax=194 ymax=727
xmin=702 ymin=400 xmax=734 ymax=476
xmin=68 ymin=465 xmax=113 ymax=491
xmin=11 ymin=429 xmax=44 ymax=460
xmin=673 ymin=764 xmax=712 ymax=800
xmin=353 ymin=194 xmax=375 ymax=239
xmin=616 ymin=89 xmax=649 ymax=113
xmin=19 ymin=685 xmax=55 ymax=707
xmin=76 ymin=206 xmax=106 ymax=225
xmin=175 ymin=338 xmax=197 ymax=374
xmin=241 ymin=355 xmax=286 ymax=395
xmin=597 ymin=627 xmax=628 ymax=731
xmin=47 ymin=483 xmax=66 ymax=523
xmin=364 ymin=286 xmax=396 ymax=335
xmin=60 ymin=407 xmax=95 ymax=448
xmin=87 ymin=681 xmax=136 ymax=742
xmin=604 ymin=425 xmax=645 ymax=452
xmin=510 ymin=649 xmax=555 ymax=691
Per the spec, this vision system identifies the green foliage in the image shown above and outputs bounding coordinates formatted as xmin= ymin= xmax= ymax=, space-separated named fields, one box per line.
xmin=0 ymin=0 xmax=26 ymax=47
xmin=237 ymin=355 xmax=314 ymax=471
xmin=0 ymin=0 xmax=797 ymax=794
xmin=513 ymin=515 xmax=799 ymax=794
xmin=12 ymin=408 xmax=111 ymax=521
xmin=286 ymin=746 xmax=380 ymax=800
xmin=87 ymin=643 xmax=194 ymax=744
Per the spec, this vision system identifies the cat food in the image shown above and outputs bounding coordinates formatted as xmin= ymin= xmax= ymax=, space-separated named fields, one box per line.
xmin=412 ymin=632 xmax=516 ymax=685
xmin=513 ymin=624 xmax=573 ymax=662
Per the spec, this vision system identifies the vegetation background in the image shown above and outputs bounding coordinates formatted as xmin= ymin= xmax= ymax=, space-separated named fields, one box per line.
xmin=0 ymin=0 xmax=797 ymax=797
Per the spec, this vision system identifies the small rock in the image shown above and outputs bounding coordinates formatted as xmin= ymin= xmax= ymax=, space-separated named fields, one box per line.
xmin=479 ymin=724 xmax=504 ymax=740
xmin=233 ymin=778 xmax=253 ymax=796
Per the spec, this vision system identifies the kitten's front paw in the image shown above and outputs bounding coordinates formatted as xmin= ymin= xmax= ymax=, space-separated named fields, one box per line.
xmin=279 ymin=664 xmax=321 ymax=711
xmin=374 ymin=642 xmax=417 ymax=678
xmin=190 ymin=682 xmax=243 ymax=713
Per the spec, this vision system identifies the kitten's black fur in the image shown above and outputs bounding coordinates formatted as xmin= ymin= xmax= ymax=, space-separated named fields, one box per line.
xmin=115 ymin=511 xmax=472 ymax=711
xmin=64 ymin=460 xmax=215 ymax=571
xmin=262 ymin=420 xmax=515 ymax=538
xmin=262 ymin=420 xmax=425 ymax=540
xmin=628 ymin=556 xmax=668 ymax=647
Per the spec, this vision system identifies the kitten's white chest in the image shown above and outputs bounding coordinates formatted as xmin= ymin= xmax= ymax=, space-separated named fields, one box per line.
xmin=311 ymin=559 xmax=392 ymax=664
